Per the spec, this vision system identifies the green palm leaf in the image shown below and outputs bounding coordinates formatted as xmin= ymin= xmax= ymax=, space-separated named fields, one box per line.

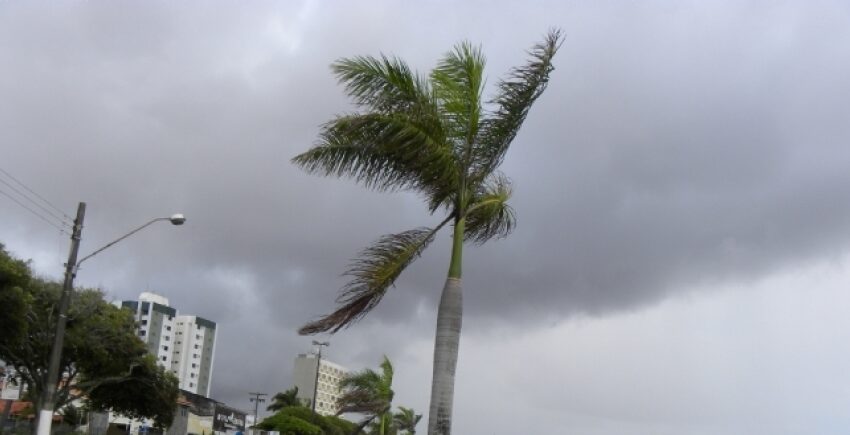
xmin=431 ymin=42 xmax=486 ymax=155
xmin=473 ymin=29 xmax=562 ymax=180
xmin=298 ymin=223 xmax=448 ymax=335
xmin=463 ymin=173 xmax=516 ymax=244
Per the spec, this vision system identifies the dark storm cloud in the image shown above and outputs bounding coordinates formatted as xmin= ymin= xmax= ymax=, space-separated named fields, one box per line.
xmin=2 ymin=0 xmax=850 ymax=427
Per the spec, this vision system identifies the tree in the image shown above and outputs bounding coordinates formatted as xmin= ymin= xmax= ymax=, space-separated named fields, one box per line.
xmin=293 ymin=30 xmax=562 ymax=434
xmin=336 ymin=356 xmax=394 ymax=435
xmin=268 ymin=386 xmax=303 ymax=412
xmin=257 ymin=406 xmax=357 ymax=435
xmin=0 ymin=244 xmax=32 ymax=351
xmin=0 ymin=248 xmax=179 ymax=428
xmin=393 ymin=407 xmax=421 ymax=435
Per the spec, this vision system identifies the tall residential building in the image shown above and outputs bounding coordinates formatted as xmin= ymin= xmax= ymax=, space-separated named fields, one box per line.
xmin=171 ymin=315 xmax=216 ymax=396
xmin=122 ymin=292 xmax=217 ymax=397
xmin=292 ymin=353 xmax=348 ymax=416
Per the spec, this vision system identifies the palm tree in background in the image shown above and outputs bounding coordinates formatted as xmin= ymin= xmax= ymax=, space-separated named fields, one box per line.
xmin=336 ymin=356 xmax=395 ymax=435
xmin=294 ymin=29 xmax=562 ymax=434
xmin=266 ymin=386 xmax=302 ymax=412
xmin=393 ymin=407 xmax=422 ymax=435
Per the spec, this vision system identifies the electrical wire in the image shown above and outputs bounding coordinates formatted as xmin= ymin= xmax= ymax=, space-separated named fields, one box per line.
xmin=0 ymin=166 xmax=73 ymax=223
xmin=0 ymin=177 xmax=72 ymax=228
xmin=0 ymin=187 xmax=70 ymax=236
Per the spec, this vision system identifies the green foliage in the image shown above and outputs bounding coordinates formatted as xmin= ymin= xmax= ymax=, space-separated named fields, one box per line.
xmin=267 ymin=386 xmax=303 ymax=412
xmin=322 ymin=415 xmax=358 ymax=434
xmin=337 ymin=356 xmax=396 ymax=434
xmin=85 ymin=354 xmax=179 ymax=428
xmin=0 ymin=246 xmax=179 ymax=428
xmin=392 ymin=407 xmax=421 ymax=435
xmin=0 ymin=244 xmax=32 ymax=350
xmin=258 ymin=407 xmax=357 ymax=435
xmin=258 ymin=412 xmax=322 ymax=435
xmin=294 ymin=29 xmax=562 ymax=334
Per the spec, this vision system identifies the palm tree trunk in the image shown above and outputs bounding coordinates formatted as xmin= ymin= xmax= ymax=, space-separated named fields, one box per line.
xmin=427 ymin=277 xmax=462 ymax=435
xmin=428 ymin=219 xmax=464 ymax=435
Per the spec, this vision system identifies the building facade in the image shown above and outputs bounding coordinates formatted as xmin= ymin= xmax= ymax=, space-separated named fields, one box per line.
xmin=122 ymin=293 xmax=217 ymax=397
xmin=292 ymin=353 xmax=347 ymax=416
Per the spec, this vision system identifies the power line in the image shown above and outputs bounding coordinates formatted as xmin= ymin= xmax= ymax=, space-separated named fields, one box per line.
xmin=0 ymin=177 xmax=72 ymax=228
xmin=0 ymin=187 xmax=70 ymax=236
xmin=0 ymin=166 xmax=73 ymax=223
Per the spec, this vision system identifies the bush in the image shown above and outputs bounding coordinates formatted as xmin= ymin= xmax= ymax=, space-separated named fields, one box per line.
xmin=258 ymin=408 xmax=357 ymax=435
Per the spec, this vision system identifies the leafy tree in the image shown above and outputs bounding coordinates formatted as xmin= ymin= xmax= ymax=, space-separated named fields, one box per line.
xmin=0 ymin=249 xmax=179 ymax=428
xmin=257 ymin=407 xmax=356 ymax=435
xmin=268 ymin=386 xmax=303 ymax=412
xmin=336 ymin=356 xmax=394 ymax=435
xmin=393 ymin=407 xmax=421 ymax=435
xmin=293 ymin=30 xmax=562 ymax=434
xmin=0 ymin=244 xmax=32 ymax=350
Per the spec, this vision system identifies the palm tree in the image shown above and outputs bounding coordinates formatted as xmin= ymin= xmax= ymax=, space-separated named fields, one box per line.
xmin=336 ymin=356 xmax=394 ymax=435
xmin=294 ymin=30 xmax=562 ymax=434
xmin=393 ymin=407 xmax=422 ymax=435
xmin=267 ymin=386 xmax=302 ymax=412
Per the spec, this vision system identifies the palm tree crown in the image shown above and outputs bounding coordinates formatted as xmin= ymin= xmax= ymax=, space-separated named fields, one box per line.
xmin=294 ymin=29 xmax=561 ymax=335
xmin=267 ymin=386 xmax=302 ymax=412
xmin=336 ymin=356 xmax=395 ymax=433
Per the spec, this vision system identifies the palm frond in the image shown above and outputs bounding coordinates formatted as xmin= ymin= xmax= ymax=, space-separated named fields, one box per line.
xmin=473 ymin=28 xmax=563 ymax=179
xmin=463 ymin=173 xmax=515 ymax=244
xmin=299 ymin=223 xmax=448 ymax=335
xmin=430 ymin=42 xmax=486 ymax=154
xmin=333 ymin=55 xmax=428 ymax=114
xmin=293 ymin=111 xmax=459 ymax=199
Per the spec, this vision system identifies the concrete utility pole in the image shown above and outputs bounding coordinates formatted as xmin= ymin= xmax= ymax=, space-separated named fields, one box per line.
xmin=36 ymin=202 xmax=86 ymax=435
xmin=248 ymin=392 xmax=267 ymax=427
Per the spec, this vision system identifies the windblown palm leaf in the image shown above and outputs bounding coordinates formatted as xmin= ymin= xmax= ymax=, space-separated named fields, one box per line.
xmin=299 ymin=224 xmax=448 ymax=335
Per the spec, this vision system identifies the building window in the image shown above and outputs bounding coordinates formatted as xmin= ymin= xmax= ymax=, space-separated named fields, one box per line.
xmin=141 ymin=320 xmax=148 ymax=325
xmin=139 ymin=331 xmax=146 ymax=336
xmin=166 ymin=326 xmax=172 ymax=331
xmin=194 ymin=344 xmax=199 ymax=349
xmin=161 ymin=356 xmax=166 ymax=361
xmin=165 ymin=336 xmax=170 ymax=341
xmin=162 ymin=346 xmax=169 ymax=351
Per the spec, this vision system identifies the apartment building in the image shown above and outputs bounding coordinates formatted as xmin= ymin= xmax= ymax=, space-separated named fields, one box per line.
xmin=292 ymin=353 xmax=348 ymax=416
xmin=122 ymin=292 xmax=217 ymax=397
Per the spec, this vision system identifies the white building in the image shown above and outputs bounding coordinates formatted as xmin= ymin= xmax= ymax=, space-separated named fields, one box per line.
xmin=122 ymin=292 xmax=217 ymax=397
xmin=292 ymin=353 xmax=348 ymax=416
xmin=171 ymin=315 xmax=216 ymax=396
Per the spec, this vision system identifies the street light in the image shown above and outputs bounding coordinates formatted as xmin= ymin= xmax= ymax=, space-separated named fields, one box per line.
xmin=310 ymin=341 xmax=330 ymax=417
xmin=36 ymin=202 xmax=186 ymax=435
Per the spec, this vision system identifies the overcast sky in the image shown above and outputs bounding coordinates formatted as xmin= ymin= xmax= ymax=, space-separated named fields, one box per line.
xmin=2 ymin=1 xmax=850 ymax=433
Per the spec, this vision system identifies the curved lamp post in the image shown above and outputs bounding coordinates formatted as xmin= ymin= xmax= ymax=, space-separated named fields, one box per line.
xmin=36 ymin=203 xmax=186 ymax=435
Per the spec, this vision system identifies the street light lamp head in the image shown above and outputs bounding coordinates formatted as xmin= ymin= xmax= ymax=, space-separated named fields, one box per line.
xmin=169 ymin=214 xmax=186 ymax=225
xmin=312 ymin=340 xmax=329 ymax=347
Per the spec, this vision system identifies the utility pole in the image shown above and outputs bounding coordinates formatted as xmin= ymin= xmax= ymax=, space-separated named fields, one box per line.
xmin=248 ymin=392 xmax=266 ymax=429
xmin=36 ymin=202 xmax=86 ymax=435
xmin=310 ymin=341 xmax=329 ymax=417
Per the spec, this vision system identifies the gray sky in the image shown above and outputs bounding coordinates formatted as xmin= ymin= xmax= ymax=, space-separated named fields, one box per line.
xmin=2 ymin=1 xmax=850 ymax=433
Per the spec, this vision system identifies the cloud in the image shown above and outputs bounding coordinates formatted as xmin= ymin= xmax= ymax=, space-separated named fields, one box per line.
xmin=2 ymin=1 xmax=849 ymax=432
